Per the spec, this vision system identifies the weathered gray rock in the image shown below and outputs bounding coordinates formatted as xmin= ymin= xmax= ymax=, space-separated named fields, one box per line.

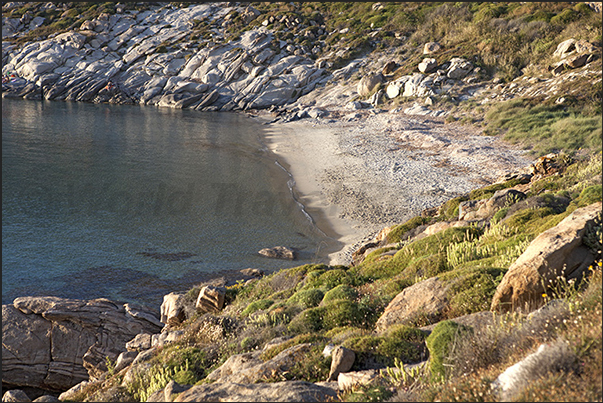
xmin=375 ymin=277 xmax=449 ymax=331
xmin=113 ymin=351 xmax=139 ymax=373
xmin=418 ymin=58 xmax=437 ymax=74
xmin=403 ymin=73 xmax=425 ymax=97
xmin=205 ymin=351 xmax=263 ymax=383
xmin=174 ymin=381 xmax=338 ymax=402
xmin=565 ymin=53 xmax=589 ymax=69
xmin=460 ymin=188 xmax=526 ymax=221
xmin=386 ymin=81 xmax=402 ymax=99
xmin=125 ymin=333 xmax=152 ymax=352
xmin=2 ymin=296 xmax=162 ymax=391
xmin=254 ymin=48 xmax=275 ymax=64
xmin=31 ymin=396 xmax=59 ymax=402
xmin=338 ymin=370 xmax=379 ymax=391
xmin=194 ymin=89 xmax=220 ymax=110
xmin=195 ymin=286 xmax=226 ymax=313
xmin=57 ymin=381 xmax=92 ymax=401
xmin=382 ymin=60 xmax=398 ymax=75
xmin=207 ymin=343 xmax=313 ymax=384
xmin=447 ymin=57 xmax=473 ymax=80
xmin=574 ymin=39 xmax=598 ymax=54
xmin=160 ymin=292 xmax=187 ymax=325
xmin=423 ymin=42 xmax=442 ymax=54
xmin=258 ymin=246 xmax=296 ymax=260
xmin=491 ymin=202 xmax=602 ymax=312
xmin=327 ymin=346 xmax=356 ymax=381
xmin=2 ymin=390 xmax=31 ymax=402
xmin=553 ymin=38 xmax=576 ymax=58
xmin=357 ymin=73 xmax=383 ymax=97
xmin=492 ymin=340 xmax=577 ymax=401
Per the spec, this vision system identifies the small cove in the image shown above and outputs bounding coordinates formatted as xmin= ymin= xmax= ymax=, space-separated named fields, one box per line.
xmin=2 ymin=99 xmax=341 ymax=308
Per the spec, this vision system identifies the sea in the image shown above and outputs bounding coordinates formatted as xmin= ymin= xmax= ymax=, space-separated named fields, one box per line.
xmin=2 ymin=98 xmax=338 ymax=309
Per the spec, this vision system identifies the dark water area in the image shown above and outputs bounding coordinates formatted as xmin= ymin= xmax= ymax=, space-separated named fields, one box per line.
xmin=2 ymin=99 xmax=339 ymax=309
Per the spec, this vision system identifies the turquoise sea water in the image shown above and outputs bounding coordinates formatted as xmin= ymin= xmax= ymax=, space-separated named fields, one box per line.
xmin=2 ymin=99 xmax=336 ymax=309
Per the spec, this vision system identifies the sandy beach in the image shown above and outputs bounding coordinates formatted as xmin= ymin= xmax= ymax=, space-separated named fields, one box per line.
xmin=260 ymin=109 xmax=534 ymax=265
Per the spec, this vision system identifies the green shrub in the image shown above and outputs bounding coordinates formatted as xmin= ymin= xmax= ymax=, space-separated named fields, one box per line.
xmin=492 ymin=207 xmax=510 ymax=223
xmin=241 ymin=299 xmax=274 ymax=316
xmin=550 ymin=8 xmax=580 ymax=25
xmin=469 ymin=178 xmax=523 ymax=200
xmin=425 ymin=320 xmax=473 ymax=381
xmin=322 ymin=284 xmax=359 ymax=304
xmin=388 ymin=216 xmax=430 ymax=243
xmin=288 ymin=306 xmax=326 ymax=333
xmin=575 ymin=185 xmax=603 ymax=208
xmin=360 ymin=226 xmax=483 ymax=281
xmin=362 ymin=246 xmax=398 ymax=264
xmin=484 ymin=99 xmax=602 ymax=155
xmin=438 ymin=196 xmax=469 ymax=220
xmin=441 ymin=267 xmax=505 ymax=318
xmin=503 ymin=206 xmax=557 ymax=232
xmin=260 ymin=333 xmax=327 ymax=361
xmin=322 ymin=299 xmax=369 ymax=330
xmin=288 ymin=288 xmax=325 ymax=308
xmin=343 ymin=326 xmax=427 ymax=369
xmin=304 ymin=268 xmax=354 ymax=290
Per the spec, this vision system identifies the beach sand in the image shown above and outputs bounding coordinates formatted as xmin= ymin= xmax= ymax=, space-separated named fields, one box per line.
xmin=259 ymin=109 xmax=534 ymax=265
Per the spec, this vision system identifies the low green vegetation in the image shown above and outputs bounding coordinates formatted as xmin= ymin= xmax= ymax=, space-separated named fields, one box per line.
xmin=6 ymin=2 xmax=600 ymax=402
xmin=484 ymin=98 xmax=602 ymax=156
xmin=77 ymin=151 xmax=602 ymax=402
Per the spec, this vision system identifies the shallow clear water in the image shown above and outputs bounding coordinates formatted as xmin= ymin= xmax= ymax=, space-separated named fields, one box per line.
xmin=2 ymin=99 xmax=337 ymax=308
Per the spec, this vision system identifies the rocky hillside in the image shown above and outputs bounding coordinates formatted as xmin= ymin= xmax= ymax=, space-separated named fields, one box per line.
xmin=2 ymin=2 xmax=602 ymax=155
xmin=2 ymin=2 xmax=602 ymax=402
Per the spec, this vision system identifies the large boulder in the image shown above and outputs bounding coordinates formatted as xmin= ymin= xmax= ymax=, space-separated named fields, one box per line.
xmin=491 ymin=202 xmax=602 ymax=312
xmin=418 ymin=58 xmax=438 ymax=74
xmin=375 ymin=277 xmax=449 ymax=332
xmin=553 ymin=38 xmax=576 ymax=58
xmin=491 ymin=340 xmax=577 ymax=401
xmin=423 ymin=42 xmax=442 ymax=54
xmin=195 ymin=286 xmax=226 ymax=313
xmin=2 ymin=297 xmax=162 ymax=392
xmin=206 ymin=343 xmax=313 ymax=384
xmin=357 ymin=73 xmax=383 ymax=97
xmin=337 ymin=370 xmax=379 ymax=390
xmin=173 ymin=380 xmax=338 ymax=402
xmin=160 ymin=292 xmax=188 ymax=326
xmin=447 ymin=57 xmax=473 ymax=80
xmin=2 ymin=390 xmax=31 ymax=402
xmin=327 ymin=346 xmax=355 ymax=381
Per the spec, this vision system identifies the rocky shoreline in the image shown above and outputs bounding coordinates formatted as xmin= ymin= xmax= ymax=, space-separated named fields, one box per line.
xmin=2 ymin=2 xmax=602 ymax=402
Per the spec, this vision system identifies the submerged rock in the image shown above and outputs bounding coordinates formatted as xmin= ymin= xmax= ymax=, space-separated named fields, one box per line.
xmin=258 ymin=246 xmax=296 ymax=260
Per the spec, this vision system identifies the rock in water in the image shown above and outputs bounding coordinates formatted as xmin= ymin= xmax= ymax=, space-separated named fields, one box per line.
xmin=258 ymin=246 xmax=296 ymax=260
xmin=357 ymin=73 xmax=383 ymax=97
